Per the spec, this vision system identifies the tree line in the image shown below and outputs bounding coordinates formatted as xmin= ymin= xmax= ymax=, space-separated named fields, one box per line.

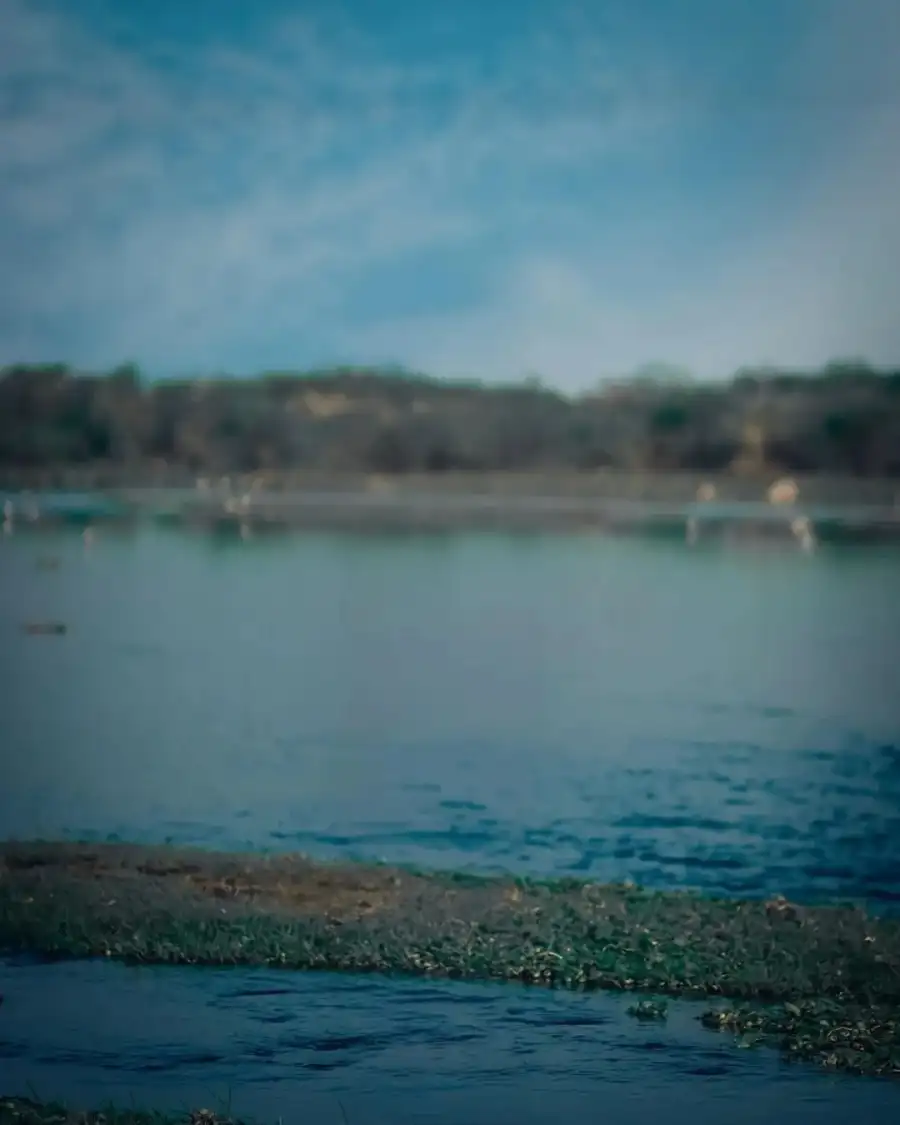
xmin=1 ymin=360 xmax=899 ymax=477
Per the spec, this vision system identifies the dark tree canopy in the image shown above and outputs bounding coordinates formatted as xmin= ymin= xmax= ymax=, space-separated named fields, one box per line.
xmin=1 ymin=360 xmax=899 ymax=477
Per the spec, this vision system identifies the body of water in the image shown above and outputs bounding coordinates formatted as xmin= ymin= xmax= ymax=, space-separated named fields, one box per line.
xmin=3 ymin=956 xmax=897 ymax=1125
xmin=1 ymin=523 xmax=899 ymax=1121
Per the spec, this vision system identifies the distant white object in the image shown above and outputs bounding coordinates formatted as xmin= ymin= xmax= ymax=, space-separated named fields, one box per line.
xmin=223 ymin=493 xmax=252 ymax=515
xmin=686 ymin=516 xmax=699 ymax=545
xmin=767 ymin=477 xmax=799 ymax=505
xmin=3 ymin=499 xmax=13 ymax=520
xmin=695 ymin=482 xmax=716 ymax=503
xmin=196 ymin=477 xmax=210 ymax=491
xmin=790 ymin=515 xmax=816 ymax=552
xmin=82 ymin=527 xmax=95 ymax=546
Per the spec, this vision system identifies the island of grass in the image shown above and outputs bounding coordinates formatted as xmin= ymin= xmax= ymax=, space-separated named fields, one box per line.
xmin=0 ymin=841 xmax=898 ymax=1077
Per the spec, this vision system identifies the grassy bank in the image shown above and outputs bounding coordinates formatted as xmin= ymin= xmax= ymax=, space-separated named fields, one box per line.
xmin=1 ymin=842 xmax=898 ymax=1076
xmin=0 ymin=1099 xmax=240 ymax=1125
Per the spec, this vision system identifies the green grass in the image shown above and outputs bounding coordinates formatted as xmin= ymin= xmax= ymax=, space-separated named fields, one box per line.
xmin=0 ymin=1098 xmax=243 ymax=1125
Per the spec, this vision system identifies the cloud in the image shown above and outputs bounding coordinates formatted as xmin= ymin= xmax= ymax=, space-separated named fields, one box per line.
xmin=355 ymin=1 xmax=900 ymax=385
xmin=0 ymin=0 xmax=692 ymax=375
xmin=0 ymin=0 xmax=898 ymax=388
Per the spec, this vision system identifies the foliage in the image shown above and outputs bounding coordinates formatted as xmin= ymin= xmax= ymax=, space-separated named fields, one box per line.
xmin=1 ymin=361 xmax=899 ymax=476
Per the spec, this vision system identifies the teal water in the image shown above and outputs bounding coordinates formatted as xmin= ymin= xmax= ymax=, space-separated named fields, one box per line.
xmin=1 ymin=956 xmax=896 ymax=1125
xmin=1 ymin=523 xmax=899 ymax=1122
xmin=2 ymin=523 xmax=899 ymax=902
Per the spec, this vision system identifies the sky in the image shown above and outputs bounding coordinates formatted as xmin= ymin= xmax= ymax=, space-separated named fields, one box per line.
xmin=1 ymin=0 xmax=898 ymax=390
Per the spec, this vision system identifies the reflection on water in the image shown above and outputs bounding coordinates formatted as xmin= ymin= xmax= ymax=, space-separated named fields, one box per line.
xmin=1 ymin=525 xmax=899 ymax=1120
xmin=1 ymin=957 xmax=898 ymax=1125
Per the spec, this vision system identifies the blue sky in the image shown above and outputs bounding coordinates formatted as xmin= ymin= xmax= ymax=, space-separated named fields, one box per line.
xmin=1 ymin=0 xmax=898 ymax=389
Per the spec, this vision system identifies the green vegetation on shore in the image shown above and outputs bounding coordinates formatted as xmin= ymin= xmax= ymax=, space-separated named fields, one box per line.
xmin=1 ymin=360 xmax=899 ymax=480
xmin=0 ymin=1099 xmax=239 ymax=1125
xmin=1 ymin=841 xmax=898 ymax=1076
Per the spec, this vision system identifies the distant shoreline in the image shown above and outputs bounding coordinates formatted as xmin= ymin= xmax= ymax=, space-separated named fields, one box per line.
xmin=2 ymin=470 xmax=899 ymax=543
xmin=2 ymin=466 xmax=900 ymax=507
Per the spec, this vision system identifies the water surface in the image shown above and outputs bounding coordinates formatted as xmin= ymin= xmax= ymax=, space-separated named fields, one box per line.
xmin=1 ymin=524 xmax=899 ymax=1121
xmin=2 ymin=957 xmax=898 ymax=1125
xmin=2 ymin=524 xmax=898 ymax=905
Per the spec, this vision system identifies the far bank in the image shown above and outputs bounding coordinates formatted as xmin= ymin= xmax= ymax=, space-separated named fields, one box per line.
xmin=2 ymin=470 xmax=900 ymax=543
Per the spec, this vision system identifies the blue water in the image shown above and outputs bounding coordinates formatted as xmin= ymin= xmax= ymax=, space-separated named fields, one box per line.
xmin=1 ymin=522 xmax=899 ymax=1121
xmin=2 ymin=957 xmax=898 ymax=1125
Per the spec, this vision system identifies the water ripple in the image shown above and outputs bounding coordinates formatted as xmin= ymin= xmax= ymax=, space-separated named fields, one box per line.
xmin=3 ymin=527 xmax=900 ymax=1119
xmin=3 ymin=958 xmax=898 ymax=1124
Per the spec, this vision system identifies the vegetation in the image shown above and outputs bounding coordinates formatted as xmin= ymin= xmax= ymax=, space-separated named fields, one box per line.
xmin=1 ymin=841 xmax=898 ymax=1076
xmin=0 ymin=1100 xmax=239 ymax=1125
xmin=1 ymin=360 xmax=899 ymax=478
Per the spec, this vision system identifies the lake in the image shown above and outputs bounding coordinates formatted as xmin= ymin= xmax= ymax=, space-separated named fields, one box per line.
xmin=1 ymin=521 xmax=899 ymax=1123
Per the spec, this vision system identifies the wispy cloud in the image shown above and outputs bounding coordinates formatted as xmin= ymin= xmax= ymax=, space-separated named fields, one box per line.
xmin=357 ymin=1 xmax=900 ymax=384
xmin=0 ymin=0 xmax=897 ymax=387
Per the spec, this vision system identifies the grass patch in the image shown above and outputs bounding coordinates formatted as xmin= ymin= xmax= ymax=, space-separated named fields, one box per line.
xmin=0 ymin=1099 xmax=242 ymax=1125
xmin=1 ymin=840 xmax=899 ymax=1076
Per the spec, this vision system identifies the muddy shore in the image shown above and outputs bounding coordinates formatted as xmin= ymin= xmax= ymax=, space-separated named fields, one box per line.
xmin=1 ymin=841 xmax=898 ymax=1076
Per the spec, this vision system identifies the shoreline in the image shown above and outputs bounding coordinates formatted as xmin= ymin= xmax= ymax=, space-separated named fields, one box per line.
xmin=4 ymin=466 xmax=900 ymax=506
xmin=0 ymin=1099 xmax=240 ymax=1125
xmin=2 ymin=477 xmax=900 ymax=543
xmin=1 ymin=841 xmax=898 ymax=1076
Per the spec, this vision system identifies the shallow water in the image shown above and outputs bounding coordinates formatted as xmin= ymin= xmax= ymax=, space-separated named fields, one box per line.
xmin=2 ymin=957 xmax=899 ymax=1125
xmin=1 ymin=523 xmax=899 ymax=1119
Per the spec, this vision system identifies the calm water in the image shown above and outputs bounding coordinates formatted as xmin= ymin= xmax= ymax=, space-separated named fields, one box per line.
xmin=1 ymin=522 xmax=899 ymax=1121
